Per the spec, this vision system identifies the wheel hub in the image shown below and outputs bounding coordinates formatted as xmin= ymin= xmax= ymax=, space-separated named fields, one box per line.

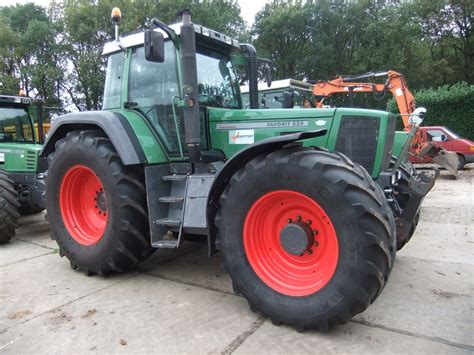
xmin=279 ymin=221 xmax=314 ymax=255
xmin=95 ymin=190 xmax=107 ymax=213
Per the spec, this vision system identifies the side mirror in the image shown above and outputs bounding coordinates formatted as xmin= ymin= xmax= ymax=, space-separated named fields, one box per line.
xmin=144 ymin=30 xmax=165 ymax=63
xmin=282 ymin=91 xmax=294 ymax=108
xmin=265 ymin=65 xmax=272 ymax=88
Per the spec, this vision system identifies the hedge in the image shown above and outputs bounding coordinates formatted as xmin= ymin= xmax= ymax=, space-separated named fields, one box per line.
xmin=387 ymin=82 xmax=474 ymax=140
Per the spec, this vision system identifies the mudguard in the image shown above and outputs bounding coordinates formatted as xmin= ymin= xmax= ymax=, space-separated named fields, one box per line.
xmin=40 ymin=111 xmax=146 ymax=165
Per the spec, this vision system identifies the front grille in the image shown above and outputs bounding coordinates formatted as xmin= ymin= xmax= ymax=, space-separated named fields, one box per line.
xmin=25 ymin=150 xmax=36 ymax=170
xmin=381 ymin=115 xmax=396 ymax=171
xmin=335 ymin=116 xmax=379 ymax=173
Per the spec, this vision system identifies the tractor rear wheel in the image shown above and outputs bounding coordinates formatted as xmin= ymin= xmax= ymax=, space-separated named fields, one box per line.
xmin=216 ymin=147 xmax=396 ymax=331
xmin=0 ymin=170 xmax=20 ymax=243
xmin=45 ymin=130 xmax=153 ymax=275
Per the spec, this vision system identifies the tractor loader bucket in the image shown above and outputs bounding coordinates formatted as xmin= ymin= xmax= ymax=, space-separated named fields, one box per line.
xmin=420 ymin=143 xmax=459 ymax=178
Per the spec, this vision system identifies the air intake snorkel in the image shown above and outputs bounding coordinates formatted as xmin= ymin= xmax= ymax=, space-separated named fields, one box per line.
xmin=240 ymin=44 xmax=259 ymax=109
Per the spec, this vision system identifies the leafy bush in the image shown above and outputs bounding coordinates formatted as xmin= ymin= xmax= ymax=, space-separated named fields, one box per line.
xmin=387 ymin=82 xmax=474 ymax=140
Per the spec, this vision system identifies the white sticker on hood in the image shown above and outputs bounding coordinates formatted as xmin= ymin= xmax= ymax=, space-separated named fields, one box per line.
xmin=0 ymin=153 xmax=4 ymax=163
xmin=229 ymin=130 xmax=254 ymax=144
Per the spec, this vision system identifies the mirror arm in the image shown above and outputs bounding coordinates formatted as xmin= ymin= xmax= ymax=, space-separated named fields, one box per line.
xmin=150 ymin=18 xmax=178 ymax=47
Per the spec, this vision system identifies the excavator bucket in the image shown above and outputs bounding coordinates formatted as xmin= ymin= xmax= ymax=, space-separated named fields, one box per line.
xmin=420 ymin=143 xmax=459 ymax=178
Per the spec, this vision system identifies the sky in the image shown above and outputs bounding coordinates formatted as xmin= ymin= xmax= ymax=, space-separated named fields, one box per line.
xmin=0 ymin=0 xmax=270 ymax=25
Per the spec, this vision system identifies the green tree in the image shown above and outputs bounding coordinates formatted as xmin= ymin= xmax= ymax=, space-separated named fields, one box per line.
xmin=0 ymin=3 xmax=61 ymax=105
xmin=252 ymin=0 xmax=313 ymax=80
xmin=415 ymin=0 xmax=473 ymax=85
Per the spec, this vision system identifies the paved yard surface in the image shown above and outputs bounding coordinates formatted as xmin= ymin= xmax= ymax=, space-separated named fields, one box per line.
xmin=1 ymin=167 xmax=473 ymax=354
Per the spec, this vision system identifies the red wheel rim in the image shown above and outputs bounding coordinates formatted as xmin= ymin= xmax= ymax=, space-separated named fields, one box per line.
xmin=243 ymin=190 xmax=338 ymax=297
xmin=60 ymin=165 xmax=108 ymax=246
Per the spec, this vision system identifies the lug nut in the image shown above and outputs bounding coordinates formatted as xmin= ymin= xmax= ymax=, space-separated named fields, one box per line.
xmin=313 ymin=230 xmax=319 ymax=235
xmin=314 ymin=241 xmax=319 ymax=246
xmin=287 ymin=218 xmax=292 ymax=223
xmin=307 ymin=249 xmax=313 ymax=255
xmin=306 ymin=220 xmax=312 ymax=225
xmin=296 ymin=215 xmax=302 ymax=221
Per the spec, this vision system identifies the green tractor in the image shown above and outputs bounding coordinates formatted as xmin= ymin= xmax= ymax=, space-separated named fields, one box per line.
xmin=0 ymin=94 xmax=52 ymax=243
xmin=41 ymin=10 xmax=435 ymax=331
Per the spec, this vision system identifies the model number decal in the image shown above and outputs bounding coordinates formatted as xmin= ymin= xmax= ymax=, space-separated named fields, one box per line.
xmin=229 ymin=130 xmax=254 ymax=144
xmin=217 ymin=121 xmax=308 ymax=130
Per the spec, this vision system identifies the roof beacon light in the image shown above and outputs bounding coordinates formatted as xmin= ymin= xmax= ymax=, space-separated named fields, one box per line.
xmin=111 ymin=7 xmax=123 ymax=46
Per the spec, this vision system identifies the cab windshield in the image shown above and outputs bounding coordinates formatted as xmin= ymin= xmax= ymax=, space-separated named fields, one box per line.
xmin=196 ymin=48 xmax=240 ymax=109
xmin=0 ymin=107 xmax=34 ymax=143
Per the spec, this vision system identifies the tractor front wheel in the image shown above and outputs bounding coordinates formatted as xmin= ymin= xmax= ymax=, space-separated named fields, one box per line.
xmin=45 ymin=130 xmax=153 ymax=275
xmin=0 ymin=170 xmax=20 ymax=243
xmin=216 ymin=147 xmax=396 ymax=331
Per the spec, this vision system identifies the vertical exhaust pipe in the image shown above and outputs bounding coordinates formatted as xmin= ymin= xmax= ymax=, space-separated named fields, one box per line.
xmin=240 ymin=44 xmax=258 ymax=109
xmin=180 ymin=10 xmax=201 ymax=163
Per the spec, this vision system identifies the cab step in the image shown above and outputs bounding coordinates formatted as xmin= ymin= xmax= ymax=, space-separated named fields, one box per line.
xmin=162 ymin=174 xmax=187 ymax=181
xmin=152 ymin=239 xmax=179 ymax=248
xmin=155 ymin=217 xmax=181 ymax=228
xmin=158 ymin=196 xmax=184 ymax=203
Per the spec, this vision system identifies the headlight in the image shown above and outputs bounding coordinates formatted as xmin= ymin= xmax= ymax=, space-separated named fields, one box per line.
xmin=37 ymin=173 xmax=45 ymax=179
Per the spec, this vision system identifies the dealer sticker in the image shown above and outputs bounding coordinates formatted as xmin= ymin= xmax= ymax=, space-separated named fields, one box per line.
xmin=229 ymin=130 xmax=254 ymax=144
xmin=0 ymin=153 xmax=4 ymax=163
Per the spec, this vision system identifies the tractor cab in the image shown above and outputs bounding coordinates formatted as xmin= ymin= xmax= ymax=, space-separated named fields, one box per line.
xmin=102 ymin=19 xmax=245 ymax=160
xmin=0 ymin=94 xmax=55 ymax=216
xmin=0 ymin=95 xmax=36 ymax=145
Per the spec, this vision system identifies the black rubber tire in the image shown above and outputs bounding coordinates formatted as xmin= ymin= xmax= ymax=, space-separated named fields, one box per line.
xmin=45 ymin=130 xmax=153 ymax=275
xmin=19 ymin=202 xmax=44 ymax=216
xmin=457 ymin=154 xmax=465 ymax=170
xmin=216 ymin=147 xmax=396 ymax=331
xmin=0 ymin=170 xmax=20 ymax=243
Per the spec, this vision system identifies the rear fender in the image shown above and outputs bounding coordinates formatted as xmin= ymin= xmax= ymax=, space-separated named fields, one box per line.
xmin=40 ymin=111 xmax=146 ymax=165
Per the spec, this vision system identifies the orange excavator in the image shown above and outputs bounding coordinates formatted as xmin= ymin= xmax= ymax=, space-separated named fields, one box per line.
xmin=312 ymin=70 xmax=459 ymax=176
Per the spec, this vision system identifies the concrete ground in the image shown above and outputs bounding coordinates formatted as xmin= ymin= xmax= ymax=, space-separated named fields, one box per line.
xmin=0 ymin=167 xmax=473 ymax=354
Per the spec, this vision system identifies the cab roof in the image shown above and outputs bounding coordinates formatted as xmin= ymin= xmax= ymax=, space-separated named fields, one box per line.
xmin=0 ymin=95 xmax=32 ymax=106
xmin=102 ymin=22 xmax=240 ymax=56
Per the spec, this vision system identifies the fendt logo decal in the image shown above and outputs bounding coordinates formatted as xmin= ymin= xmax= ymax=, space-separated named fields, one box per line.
xmin=229 ymin=130 xmax=255 ymax=144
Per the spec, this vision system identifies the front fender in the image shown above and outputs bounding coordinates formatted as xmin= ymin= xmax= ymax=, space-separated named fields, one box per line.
xmin=206 ymin=129 xmax=327 ymax=255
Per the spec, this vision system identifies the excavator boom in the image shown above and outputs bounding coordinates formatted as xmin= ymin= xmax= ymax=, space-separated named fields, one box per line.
xmin=312 ymin=70 xmax=459 ymax=176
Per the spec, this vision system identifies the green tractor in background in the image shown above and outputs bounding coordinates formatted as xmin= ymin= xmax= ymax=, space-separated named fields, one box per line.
xmin=0 ymin=93 xmax=55 ymax=243
xmin=240 ymin=79 xmax=316 ymax=109
xmin=41 ymin=9 xmax=435 ymax=331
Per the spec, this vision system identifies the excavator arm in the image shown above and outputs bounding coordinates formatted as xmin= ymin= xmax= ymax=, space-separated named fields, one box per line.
xmin=312 ymin=70 xmax=459 ymax=176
